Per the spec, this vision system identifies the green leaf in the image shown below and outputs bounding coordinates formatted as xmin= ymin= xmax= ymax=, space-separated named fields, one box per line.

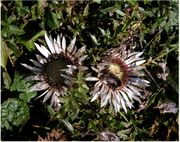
xmin=144 ymin=0 xmax=150 ymax=4
xmin=92 ymin=0 xmax=101 ymax=4
xmin=10 ymin=72 xmax=26 ymax=92
xmin=19 ymin=30 xmax=46 ymax=51
xmin=1 ymin=98 xmax=30 ymax=131
xmin=146 ymin=88 xmax=163 ymax=109
xmin=9 ymin=25 xmax=25 ymax=35
xmin=6 ymin=40 xmax=22 ymax=58
xmin=46 ymin=12 xmax=59 ymax=30
xmin=100 ymin=4 xmax=121 ymax=13
xmin=119 ymin=111 xmax=129 ymax=122
xmin=70 ymin=108 xmax=80 ymax=121
xmin=17 ymin=6 xmax=30 ymax=17
xmin=2 ymin=71 xmax=12 ymax=89
xmin=127 ymin=0 xmax=137 ymax=6
xmin=30 ymin=30 xmax=46 ymax=42
xmin=83 ymin=4 xmax=89 ymax=17
xmin=22 ymin=40 xmax=36 ymax=51
xmin=0 ymin=39 xmax=9 ymax=69
xmin=115 ymin=10 xmax=126 ymax=16
xmin=90 ymin=34 xmax=99 ymax=45
xmin=98 ymin=27 xmax=106 ymax=36
xmin=61 ymin=119 xmax=74 ymax=132
xmin=47 ymin=105 xmax=55 ymax=117
xmin=10 ymin=71 xmax=37 ymax=102
xmin=117 ymin=128 xmax=132 ymax=140
xmin=19 ymin=91 xmax=37 ymax=103
xmin=82 ymin=83 xmax=89 ymax=90
xmin=31 ymin=2 xmax=44 ymax=19
xmin=7 ymin=15 xmax=16 ymax=24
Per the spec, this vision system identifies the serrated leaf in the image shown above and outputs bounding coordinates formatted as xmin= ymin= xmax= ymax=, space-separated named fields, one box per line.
xmin=10 ymin=71 xmax=37 ymax=102
xmin=1 ymin=98 xmax=29 ymax=131
xmin=46 ymin=11 xmax=59 ymax=30
xmin=10 ymin=71 xmax=32 ymax=93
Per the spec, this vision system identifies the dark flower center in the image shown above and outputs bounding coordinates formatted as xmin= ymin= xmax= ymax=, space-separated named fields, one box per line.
xmin=44 ymin=58 xmax=72 ymax=87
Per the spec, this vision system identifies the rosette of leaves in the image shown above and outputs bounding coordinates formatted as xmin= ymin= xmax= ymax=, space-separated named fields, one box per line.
xmin=1 ymin=98 xmax=30 ymax=131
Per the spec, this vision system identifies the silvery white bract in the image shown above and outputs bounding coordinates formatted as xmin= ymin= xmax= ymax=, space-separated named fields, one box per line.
xmin=86 ymin=45 xmax=150 ymax=113
xmin=22 ymin=33 xmax=87 ymax=110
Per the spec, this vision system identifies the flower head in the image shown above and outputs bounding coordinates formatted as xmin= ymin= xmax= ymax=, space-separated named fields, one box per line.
xmin=22 ymin=33 xmax=87 ymax=110
xmin=86 ymin=45 xmax=150 ymax=113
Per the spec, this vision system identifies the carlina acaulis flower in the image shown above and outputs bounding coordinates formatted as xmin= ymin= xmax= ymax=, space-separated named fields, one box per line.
xmin=21 ymin=33 xmax=88 ymax=110
xmin=86 ymin=45 xmax=150 ymax=113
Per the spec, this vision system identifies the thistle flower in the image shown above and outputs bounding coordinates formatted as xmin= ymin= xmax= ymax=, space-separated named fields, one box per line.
xmin=86 ymin=45 xmax=150 ymax=113
xmin=22 ymin=33 xmax=87 ymax=110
